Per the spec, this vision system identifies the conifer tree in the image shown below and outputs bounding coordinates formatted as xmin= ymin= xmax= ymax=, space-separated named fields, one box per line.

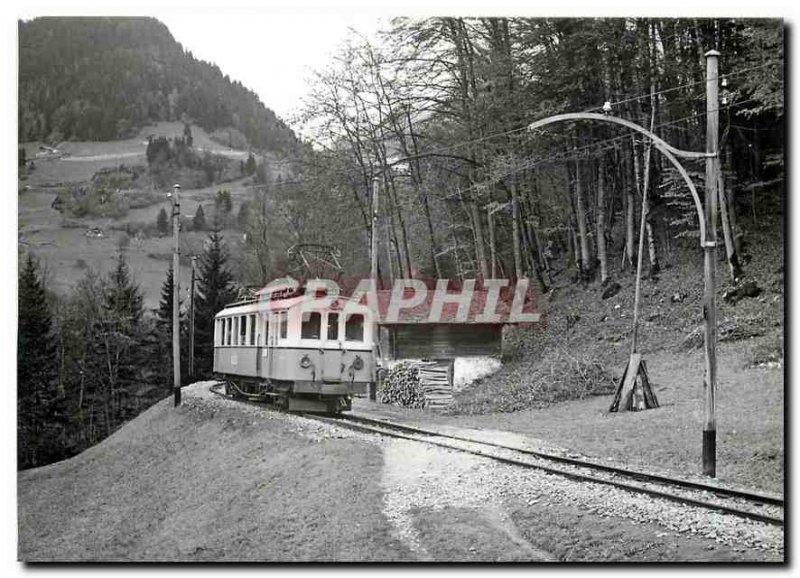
xmin=195 ymin=232 xmax=236 ymax=378
xmin=153 ymin=263 xmax=188 ymax=389
xmin=245 ymin=152 xmax=257 ymax=175
xmin=157 ymin=207 xmax=169 ymax=236
xmin=18 ymin=254 xmax=61 ymax=468
xmin=84 ymin=251 xmax=145 ymax=434
xmin=193 ymin=204 xmax=207 ymax=231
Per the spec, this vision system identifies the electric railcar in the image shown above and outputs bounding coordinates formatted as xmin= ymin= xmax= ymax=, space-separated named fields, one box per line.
xmin=213 ymin=286 xmax=378 ymax=413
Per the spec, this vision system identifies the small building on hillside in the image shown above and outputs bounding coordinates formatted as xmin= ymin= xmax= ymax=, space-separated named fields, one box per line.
xmin=374 ymin=288 xmax=521 ymax=360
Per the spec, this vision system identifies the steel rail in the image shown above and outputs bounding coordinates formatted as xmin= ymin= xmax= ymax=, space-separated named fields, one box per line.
xmin=304 ymin=413 xmax=783 ymax=527
xmin=205 ymin=385 xmax=783 ymax=527
xmin=341 ymin=413 xmax=784 ymax=507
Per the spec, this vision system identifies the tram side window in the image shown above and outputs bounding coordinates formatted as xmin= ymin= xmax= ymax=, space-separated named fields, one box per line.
xmin=239 ymin=316 xmax=247 ymax=345
xmin=345 ymin=313 xmax=364 ymax=342
xmin=327 ymin=313 xmax=339 ymax=340
xmin=262 ymin=315 xmax=269 ymax=345
xmin=279 ymin=311 xmax=288 ymax=340
xmin=248 ymin=314 xmax=256 ymax=345
xmin=226 ymin=318 xmax=233 ymax=346
xmin=301 ymin=311 xmax=322 ymax=339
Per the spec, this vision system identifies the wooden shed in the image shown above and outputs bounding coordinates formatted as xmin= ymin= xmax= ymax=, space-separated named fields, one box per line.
xmin=373 ymin=285 xmax=537 ymax=360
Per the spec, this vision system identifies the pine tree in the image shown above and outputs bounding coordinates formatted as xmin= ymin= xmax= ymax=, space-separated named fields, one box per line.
xmin=157 ymin=263 xmax=177 ymax=331
xmin=183 ymin=122 xmax=194 ymax=148
xmin=193 ymin=204 xmax=207 ymax=231
xmin=153 ymin=263 xmax=188 ymax=390
xmin=157 ymin=207 xmax=169 ymax=236
xmin=195 ymin=232 xmax=236 ymax=378
xmin=84 ymin=251 xmax=146 ymax=435
xmin=245 ymin=152 xmax=257 ymax=175
xmin=18 ymin=254 xmax=61 ymax=468
xmin=104 ymin=251 xmax=144 ymax=328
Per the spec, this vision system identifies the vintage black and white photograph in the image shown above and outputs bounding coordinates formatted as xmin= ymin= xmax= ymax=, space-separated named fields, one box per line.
xmin=13 ymin=2 xmax=785 ymax=564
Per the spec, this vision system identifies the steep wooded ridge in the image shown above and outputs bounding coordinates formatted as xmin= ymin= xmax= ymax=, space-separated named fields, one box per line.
xmin=18 ymin=17 xmax=298 ymax=152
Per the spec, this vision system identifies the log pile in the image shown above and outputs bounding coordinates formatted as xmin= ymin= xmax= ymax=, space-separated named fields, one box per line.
xmin=417 ymin=360 xmax=454 ymax=410
xmin=378 ymin=359 xmax=455 ymax=410
xmin=377 ymin=361 xmax=426 ymax=408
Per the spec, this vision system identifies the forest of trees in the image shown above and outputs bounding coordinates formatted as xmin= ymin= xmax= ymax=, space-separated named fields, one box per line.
xmin=18 ymin=234 xmax=238 ymax=469
xmin=17 ymin=17 xmax=299 ymax=153
xmin=250 ymin=17 xmax=782 ymax=292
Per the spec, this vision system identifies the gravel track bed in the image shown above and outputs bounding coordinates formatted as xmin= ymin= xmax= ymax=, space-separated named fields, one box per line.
xmin=407 ymin=432 xmax=784 ymax=523
xmin=186 ymin=383 xmax=783 ymax=559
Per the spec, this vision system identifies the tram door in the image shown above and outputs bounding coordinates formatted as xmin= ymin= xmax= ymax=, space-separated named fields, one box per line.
xmin=255 ymin=313 xmax=264 ymax=375
xmin=322 ymin=312 xmax=343 ymax=381
xmin=265 ymin=313 xmax=276 ymax=378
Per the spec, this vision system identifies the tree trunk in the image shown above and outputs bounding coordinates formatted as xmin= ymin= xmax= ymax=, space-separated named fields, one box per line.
xmin=570 ymin=219 xmax=580 ymax=271
xmin=646 ymin=221 xmax=660 ymax=276
xmin=510 ymin=176 xmax=523 ymax=279
xmin=573 ymin=159 xmax=591 ymax=277
xmin=724 ymin=142 xmax=742 ymax=254
xmin=487 ymin=207 xmax=497 ymax=279
xmin=624 ymin=143 xmax=636 ymax=271
xmin=596 ymin=160 xmax=609 ymax=284
xmin=717 ymin=170 xmax=743 ymax=280
xmin=469 ymin=201 xmax=489 ymax=281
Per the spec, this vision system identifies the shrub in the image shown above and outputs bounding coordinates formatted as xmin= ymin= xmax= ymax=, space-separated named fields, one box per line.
xmin=447 ymin=348 xmax=617 ymax=415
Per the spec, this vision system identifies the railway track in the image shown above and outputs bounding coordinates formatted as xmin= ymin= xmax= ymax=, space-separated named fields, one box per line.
xmin=305 ymin=412 xmax=784 ymax=527
xmin=207 ymin=383 xmax=784 ymax=527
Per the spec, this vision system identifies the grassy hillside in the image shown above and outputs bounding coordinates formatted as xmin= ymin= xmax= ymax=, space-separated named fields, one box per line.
xmin=19 ymin=121 xmax=265 ymax=310
xmin=17 ymin=383 xmax=414 ymax=561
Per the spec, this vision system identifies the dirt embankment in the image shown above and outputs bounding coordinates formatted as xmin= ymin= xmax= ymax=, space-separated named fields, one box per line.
xmin=18 ymin=384 xmax=412 ymax=562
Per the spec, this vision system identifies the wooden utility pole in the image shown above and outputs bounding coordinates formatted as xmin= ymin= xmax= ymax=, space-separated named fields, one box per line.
xmin=631 ymin=87 xmax=657 ymax=355
xmin=369 ymin=176 xmax=379 ymax=401
xmin=171 ymin=184 xmax=182 ymax=407
xmin=370 ymin=176 xmax=379 ymax=287
xmin=703 ymin=50 xmax=721 ymax=477
xmin=189 ymin=255 xmax=197 ymax=379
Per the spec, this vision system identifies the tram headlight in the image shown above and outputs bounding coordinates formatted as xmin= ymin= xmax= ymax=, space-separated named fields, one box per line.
xmin=352 ymin=355 xmax=364 ymax=371
xmin=300 ymin=354 xmax=312 ymax=369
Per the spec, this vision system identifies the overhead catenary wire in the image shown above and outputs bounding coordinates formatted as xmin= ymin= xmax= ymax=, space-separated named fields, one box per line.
xmin=265 ymin=60 xmax=781 ymax=171
xmin=214 ymin=88 xmax=776 ymax=241
xmin=442 ymin=97 xmax=768 ymax=201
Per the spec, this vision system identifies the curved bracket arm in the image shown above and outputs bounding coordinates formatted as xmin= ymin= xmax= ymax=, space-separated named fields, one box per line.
xmin=526 ymin=112 xmax=708 ymax=245
xmin=527 ymin=113 xmax=714 ymax=160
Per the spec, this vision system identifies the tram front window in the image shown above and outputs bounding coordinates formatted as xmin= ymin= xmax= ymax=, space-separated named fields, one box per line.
xmin=345 ymin=314 xmax=364 ymax=342
xmin=301 ymin=311 xmax=322 ymax=339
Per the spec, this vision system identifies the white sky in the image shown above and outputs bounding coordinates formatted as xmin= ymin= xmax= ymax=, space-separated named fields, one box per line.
xmin=157 ymin=12 xmax=381 ymax=124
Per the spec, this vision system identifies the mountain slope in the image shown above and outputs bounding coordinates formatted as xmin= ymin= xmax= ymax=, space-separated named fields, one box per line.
xmin=18 ymin=17 xmax=298 ymax=153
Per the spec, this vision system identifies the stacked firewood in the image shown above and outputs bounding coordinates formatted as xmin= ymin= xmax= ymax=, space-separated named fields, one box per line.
xmin=377 ymin=361 xmax=426 ymax=408
xmin=417 ymin=361 xmax=453 ymax=410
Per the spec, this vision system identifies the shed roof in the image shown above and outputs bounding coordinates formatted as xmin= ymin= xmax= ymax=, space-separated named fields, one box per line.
xmin=373 ymin=287 xmax=536 ymax=325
